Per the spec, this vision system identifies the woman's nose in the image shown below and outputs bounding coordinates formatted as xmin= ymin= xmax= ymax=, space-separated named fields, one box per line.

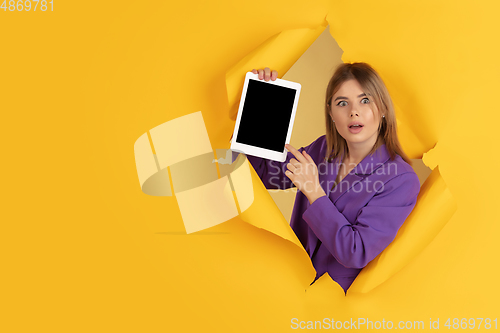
xmin=350 ymin=107 xmax=359 ymax=117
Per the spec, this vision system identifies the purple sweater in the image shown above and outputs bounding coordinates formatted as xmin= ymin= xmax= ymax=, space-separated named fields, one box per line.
xmin=245 ymin=135 xmax=420 ymax=293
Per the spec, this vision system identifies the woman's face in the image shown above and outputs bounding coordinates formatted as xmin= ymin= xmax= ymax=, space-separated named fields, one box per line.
xmin=329 ymin=79 xmax=382 ymax=148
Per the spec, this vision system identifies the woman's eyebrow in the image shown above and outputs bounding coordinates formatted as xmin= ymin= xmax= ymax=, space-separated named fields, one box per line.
xmin=333 ymin=93 xmax=367 ymax=101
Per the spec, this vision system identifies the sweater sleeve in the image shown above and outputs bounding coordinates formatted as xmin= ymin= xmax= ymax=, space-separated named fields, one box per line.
xmin=302 ymin=172 xmax=420 ymax=269
xmin=245 ymin=138 xmax=321 ymax=190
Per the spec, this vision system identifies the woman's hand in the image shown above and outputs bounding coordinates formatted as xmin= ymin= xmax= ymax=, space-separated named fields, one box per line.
xmin=284 ymin=143 xmax=326 ymax=205
xmin=251 ymin=67 xmax=278 ymax=81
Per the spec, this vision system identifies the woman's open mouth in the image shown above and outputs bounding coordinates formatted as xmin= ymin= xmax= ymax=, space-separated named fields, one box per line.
xmin=348 ymin=123 xmax=364 ymax=134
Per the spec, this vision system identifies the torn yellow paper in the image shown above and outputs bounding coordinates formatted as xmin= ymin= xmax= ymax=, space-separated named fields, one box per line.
xmin=225 ymin=153 xmax=254 ymax=212
xmin=223 ymin=21 xmax=457 ymax=294
xmin=226 ymin=24 xmax=327 ymax=120
xmin=348 ymin=167 xmax=457 ymax=293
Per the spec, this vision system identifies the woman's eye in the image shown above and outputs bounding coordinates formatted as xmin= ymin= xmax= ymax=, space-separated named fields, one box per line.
xmin=336 ymin=100 xmax=348 ymax=107
xmin=361 ymin=97 xmax=370 ymax=104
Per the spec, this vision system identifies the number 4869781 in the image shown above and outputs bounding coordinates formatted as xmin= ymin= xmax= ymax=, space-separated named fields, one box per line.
xmin=1 ymin=0 xmax=53 ymax=11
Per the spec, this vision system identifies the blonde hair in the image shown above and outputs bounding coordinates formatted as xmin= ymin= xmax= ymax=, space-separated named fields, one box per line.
xmin=324 ymin=62 xmax=412 ymax=166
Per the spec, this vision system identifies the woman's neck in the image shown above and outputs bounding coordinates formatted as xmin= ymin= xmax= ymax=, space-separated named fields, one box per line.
xmin=344 ymin=137 xmax=380 ymax=165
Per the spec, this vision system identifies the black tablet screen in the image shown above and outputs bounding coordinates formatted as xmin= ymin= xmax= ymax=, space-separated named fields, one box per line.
xmin=235 ymin=79 xmax=297 ymax=153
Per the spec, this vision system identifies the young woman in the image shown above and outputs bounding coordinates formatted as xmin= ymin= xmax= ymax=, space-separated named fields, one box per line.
xmin=245 ymin=63 xmax=420 ymax=294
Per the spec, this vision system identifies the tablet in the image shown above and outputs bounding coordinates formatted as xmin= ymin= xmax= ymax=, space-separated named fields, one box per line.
xmin=230 ymin=72 xmax=301 ymax=162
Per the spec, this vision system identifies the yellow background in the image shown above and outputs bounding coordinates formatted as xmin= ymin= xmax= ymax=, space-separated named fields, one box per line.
xmin=1 ymin=0 xmax=499 ymax=332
